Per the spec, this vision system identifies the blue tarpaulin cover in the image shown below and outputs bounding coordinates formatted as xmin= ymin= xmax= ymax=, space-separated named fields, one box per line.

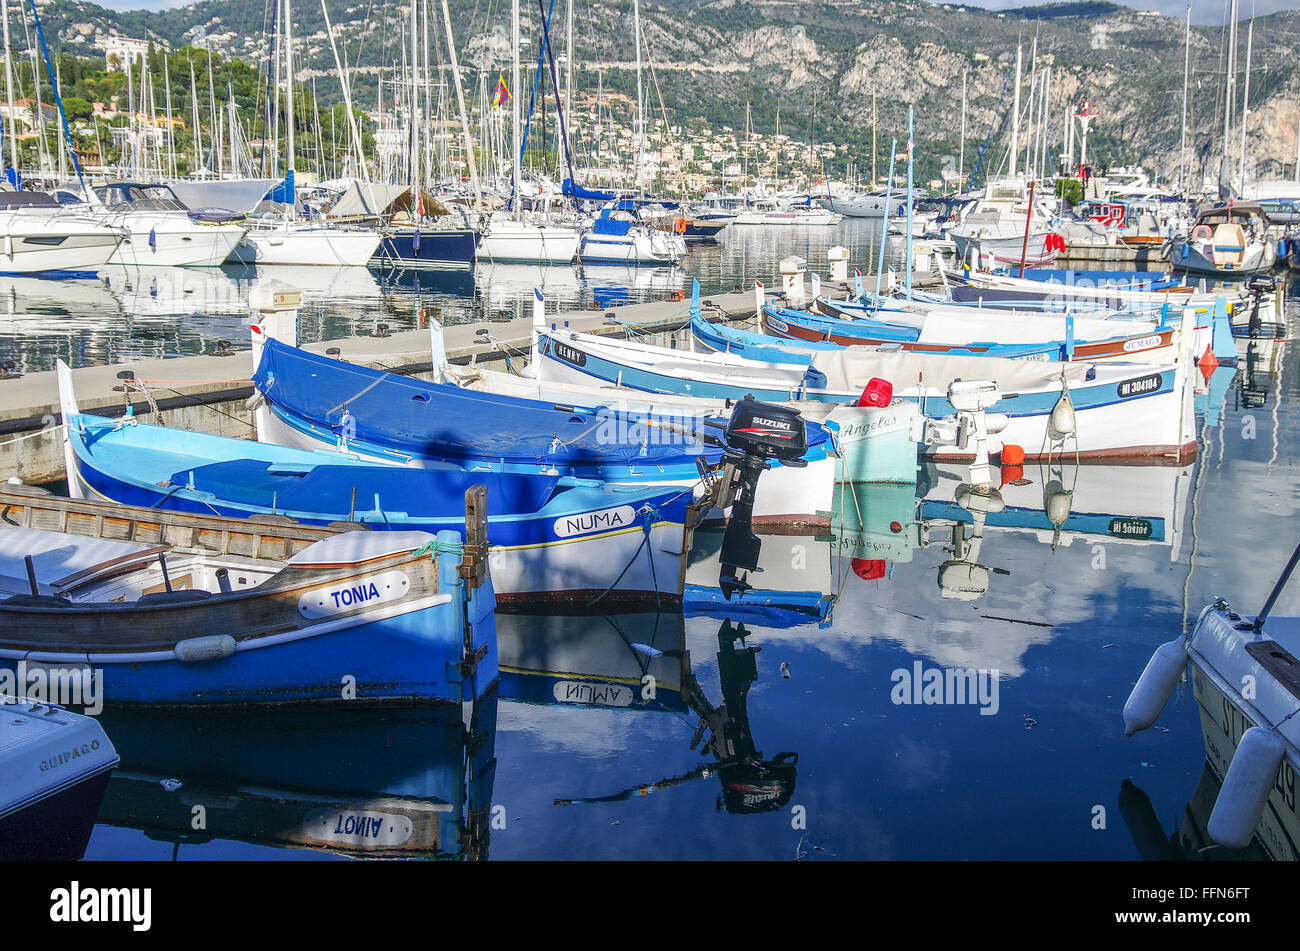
xmin=265 ymin=169 xmax=295 ymax=205
xmin=591 ymin=215 xmax=633 ymax=237
xmin=562 ymin=178 xmax=616 ymax=201
xmin=252 ymin=337 xmax=728 ymax=467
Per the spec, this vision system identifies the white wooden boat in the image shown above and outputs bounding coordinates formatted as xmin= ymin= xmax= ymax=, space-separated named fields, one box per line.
xmin=536 ymin=322 xmax=1199 ymax=463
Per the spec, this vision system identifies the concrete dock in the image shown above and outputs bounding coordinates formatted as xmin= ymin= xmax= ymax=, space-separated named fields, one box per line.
xmin=0 ymin=287 xmax=764 ymax=484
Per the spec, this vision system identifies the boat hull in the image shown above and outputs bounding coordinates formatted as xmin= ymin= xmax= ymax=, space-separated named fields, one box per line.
xmin=229 ymin=225 xmax=383 ymax=266
xmin=0 ymin=213 xmax=124 ymax=275
xmin=108 ymin=215 xmax=245 ymax=267
xmin=1186 ymin=602 xmax=1300 ymax=860
xmin=477 ymin=224 xmax=579 ymax=264
xmin=376 ymin=226 xmax=480 ymax=268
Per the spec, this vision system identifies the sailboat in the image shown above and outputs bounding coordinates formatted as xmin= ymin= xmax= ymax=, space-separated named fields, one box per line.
xmin=370 ymin=0 xmax=483 ymax=269
xmin=228 ymin=0 xmax=381 ymax=266
xmin=475 ymin=0 xmax=580 ymax=264
xmin=574 ymin=0 xmax=684 ymax=266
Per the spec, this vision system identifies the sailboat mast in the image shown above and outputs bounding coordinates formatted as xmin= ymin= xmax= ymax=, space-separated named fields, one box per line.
xmin=958 ymin=69 xmax=966 ymax=191
xmin=1180 ymin=3 xmax=1190 ymax=189
xmin=164 ymin=53 xmax=175 ymax=179
xmin=633 ymin=0 xmax=644 ymax=194
xmin=190 ymin=61 xmax=201 ymax=174
xmin=1238 ymin=7 xmax=1253 ymax=189
xmin=284 ymin=0 xmax=295 ymax=183
xmin=565 ymin=0 xmax=573 ymax=149
xmin=1223 ymin=0 xmax=1237 ymax=172
xmin=0 ymin=0 xmax=18 ymax=178
xmin=408 ymin=0 xmax=419 ymax=192
xmin=320 ymin=0 xmax=370 ymax=180
xmin=1009 ymin=42 xmax=1022 ymax=179
xmin=438 ymin=0 xmax=481 ymax=204
xmin=510 ymin=0 xmax=521 ymax=214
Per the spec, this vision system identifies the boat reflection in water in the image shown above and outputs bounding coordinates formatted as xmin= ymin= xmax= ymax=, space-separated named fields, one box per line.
xmin=1119 ymin=770 xmax=1271 ymax=861
xmin=819 ymin=460 xmax=1194 ymax=677
xmin=496 ymin=611 xmax=687 ymax=713
xmin=94 ymin=696 xmax=498 ymax=860
xmin=542 ymin=618 xmax=798 ymax=815
xmin=686 ymin=527 xmax=835 ymax=627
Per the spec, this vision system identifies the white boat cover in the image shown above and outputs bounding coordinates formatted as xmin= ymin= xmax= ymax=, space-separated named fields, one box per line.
xmin=916 ymin=311 xmax=1156 ymax=346
xmin=286 ymin=530 xmax=436 ymax=568
xmin=168 ymin=179 xmax=283 ymax=215
xmin=0 ymin=527 xmax=166 ymax=597
xmin=810 ymin=348 xmax=1095 ymax=395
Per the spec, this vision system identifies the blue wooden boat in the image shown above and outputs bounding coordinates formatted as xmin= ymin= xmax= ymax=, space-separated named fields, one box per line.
xmin=0 ymin=524 xmax=496 ymax=707
xmin=58 ymin=406 xmax=696 ymax=611
xmin=700 ymin=308 xmax=1072 ymax=362
xmin=248 ymin=333 xmax=834 ymax=490
xmin=758 ymin=302 xmax=1181 ymax=363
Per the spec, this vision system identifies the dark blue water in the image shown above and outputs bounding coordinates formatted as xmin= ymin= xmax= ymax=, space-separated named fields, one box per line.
xmin=17 ymin=221 xmax=1297 ymax=859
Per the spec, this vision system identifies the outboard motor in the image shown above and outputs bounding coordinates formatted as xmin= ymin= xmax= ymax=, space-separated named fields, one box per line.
xmin=1245 ymin=272 xmax=1277 ymax=338
xmin=717 ymin=398 xmax=808 ymax=600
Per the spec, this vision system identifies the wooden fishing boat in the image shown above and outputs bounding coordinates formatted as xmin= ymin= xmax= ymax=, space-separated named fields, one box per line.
xmin=537 ymin=320 xmax=1198 ymax=463
xmin=754 ymin=303 xmax=1183 ymax=364
xmin=0 ymin=510 xmax=496 ymax=707
xmin=57 ymin=362 xmax=705 ymax=610
xmin=247 ymin=313 xmax=837 ymax=527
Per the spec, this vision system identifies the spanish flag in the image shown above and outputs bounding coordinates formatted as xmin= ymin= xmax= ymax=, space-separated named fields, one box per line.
xmin=494 ymin=74 xmax=510 ymax=109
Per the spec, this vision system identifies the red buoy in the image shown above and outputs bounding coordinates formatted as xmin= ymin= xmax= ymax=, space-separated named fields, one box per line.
xmin=1198 ymin=344 xmax=1219 ymax=378
xmin=1000 ymin=443 xmax=1026 ymax=465
xmin=856 ymin=377 xmax=893 ymax=407
xmin=851 ymin=558 xmax=887 ymax=581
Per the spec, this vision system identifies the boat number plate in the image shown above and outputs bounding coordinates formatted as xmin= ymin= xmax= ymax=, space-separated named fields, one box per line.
xmin=1108 ymin=518 xmax=1153 ymax=539
xmin=299 ymin=570 xmax=410 ymax=619
xmin=1116 ymin=374 xmax=1161 ymax=398
xmin=766 ymin=316 xmax=789 ymax=334
xmin=553 ymin=341 xmax=586 ymax=367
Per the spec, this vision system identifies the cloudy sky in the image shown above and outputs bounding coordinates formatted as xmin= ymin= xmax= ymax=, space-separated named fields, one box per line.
xmin=91 ymin=0 xmax=1294 ymax=25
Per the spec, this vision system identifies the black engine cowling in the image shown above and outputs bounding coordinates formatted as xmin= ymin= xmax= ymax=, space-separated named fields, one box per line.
xmin=717 ymin=398 xmax=808 ymax=600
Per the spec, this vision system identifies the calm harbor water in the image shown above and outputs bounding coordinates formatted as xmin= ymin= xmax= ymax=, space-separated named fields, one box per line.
xmin=15 ymin=220 xmax=1299 ymax=860
xmin=0 ymin=222 xmax=896 ymax=374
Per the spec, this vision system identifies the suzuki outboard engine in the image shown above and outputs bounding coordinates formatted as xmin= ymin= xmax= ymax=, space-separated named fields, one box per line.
xmin=717 ymin=398 xmax=809 ymax=600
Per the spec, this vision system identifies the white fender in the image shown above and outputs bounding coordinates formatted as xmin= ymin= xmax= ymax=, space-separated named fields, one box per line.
xmin=1208 ymin=726 xmax=1287 ymax=851
xmin=1049 ymin=389 xmax=1076 ymax=437
xmin=1122 ymin=636 xmax=1187 ymax=735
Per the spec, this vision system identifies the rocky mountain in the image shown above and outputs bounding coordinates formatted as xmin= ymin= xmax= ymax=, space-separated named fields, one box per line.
xmin=26 ymin=0 xmax=1300 ymax=183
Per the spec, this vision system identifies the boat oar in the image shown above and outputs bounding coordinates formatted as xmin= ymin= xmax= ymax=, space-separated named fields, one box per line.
xmin=1253 ymin=537 xmax=1300 ymax=633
